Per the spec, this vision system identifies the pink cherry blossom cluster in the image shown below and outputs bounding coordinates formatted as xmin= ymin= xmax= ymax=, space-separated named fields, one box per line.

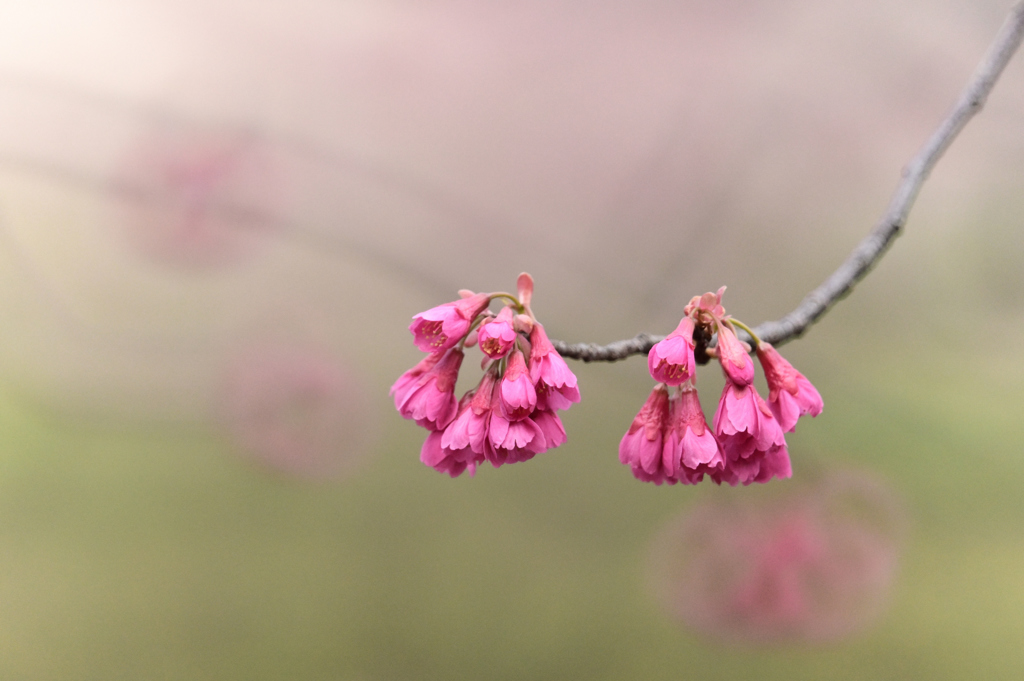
xmin=391 ymin=273 xmax=580 ymax=477
xmin=620 ymin=287 xmax=822 ymax=486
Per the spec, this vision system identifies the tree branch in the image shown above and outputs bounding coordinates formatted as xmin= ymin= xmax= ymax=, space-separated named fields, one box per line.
xmin=553 ymin=0 xmax=1024 ymax=363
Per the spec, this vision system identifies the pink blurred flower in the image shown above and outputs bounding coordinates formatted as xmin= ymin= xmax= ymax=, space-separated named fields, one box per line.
xmin=220 ymin=345 xmax=375 ymax=481
xmin=409 ymin=291 xmax=490 ymax=353
xmin=393 ymin=347 xmax=463 ymax=430
xmin=663 ymin=385 xmax=725 ymax=484
xmin=648 ymin=469 xmax=906 ymax=645
xmin=529 ymin=322 xmax=580 ymax=411
xmin=619 ymin=384 xmax=674 ymax=484
xmin=499 ymin=348 xmax=537 ymax=420
xmin=117 ymin=127 xmax=283 ymax=268
xmin=712 ymin=382 xmax=791 ymax=485
xmin=756 ymin=343 xmax=823 ymax=432
xmin=478 ymin=306 xmax=517 ymax=359
xmin=648 ymin=317 xmax=696 ymax=386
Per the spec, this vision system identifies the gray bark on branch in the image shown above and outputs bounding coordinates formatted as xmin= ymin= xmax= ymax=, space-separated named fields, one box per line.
xmin=552 ymin=0 xmax=1024 ymax=363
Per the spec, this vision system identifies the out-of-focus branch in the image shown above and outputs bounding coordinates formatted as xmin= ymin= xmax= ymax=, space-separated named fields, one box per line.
xmin=553 ymin=0 xmax=1024 ymax=363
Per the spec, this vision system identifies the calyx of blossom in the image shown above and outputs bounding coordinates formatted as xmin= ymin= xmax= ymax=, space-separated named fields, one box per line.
xmin=713 ymin=382 xmax=791 ymax=485
xmin=716 ymin=323 xmax=755 ymax=386
xmin=499 ymin=348 xmax=537 ymax=420
xmin=393 ymin=347 xmax=463 ymax=430
xmin=409 ymin=292 xmax=490 ymax=352
xmin=664 ymin=385 xmax=725 ymax=485
xmin=619 ymin=384 xmax=674 ymax=485
xmin=648 ymin=316 xmax=696 ymax=386
xmin=756 ymin=343 xmax=823 ymax=432
xmin=478 ymin=306 xmax=517 ymax=359
xmin=529 ymin=323 xmax=580 ymax=411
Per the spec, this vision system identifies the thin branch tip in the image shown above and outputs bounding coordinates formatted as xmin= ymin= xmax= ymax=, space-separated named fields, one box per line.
xmin=551 ymin=3 xmax=1024 ymax=361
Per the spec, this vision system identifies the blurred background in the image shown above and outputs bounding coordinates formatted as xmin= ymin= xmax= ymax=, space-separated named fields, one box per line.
xmin=0 ymin=0 xmax=1022 ymax=678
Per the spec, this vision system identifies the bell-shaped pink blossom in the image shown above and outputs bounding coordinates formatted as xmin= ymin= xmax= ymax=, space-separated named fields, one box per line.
xmin=531 ymin=409 xmax=567 ymax=450
xmin=529 ymin=323 xmax=580 ymax=411
xmin=488 ymin=389 xmax=545 ymax=466
xmin=393 ymin=347 xmax=463 ymax=430
xmin=716 ymin=323 xmax=755 ymax=386
xmin=619 ymin=384 xmax=674 ymax=484
xmin=756 ymin=343 xmax=823 ymax=432
xmin=499 ymin=349 xmax=537 ymax=420
xmin=420 ymin=429 xmax=479 ymax=478
xmin=390 ymin=350 xmax=444 ymax=410
xmin=477 ymin=306 xmax=518 ymax=359
xmin=648 ymin=316 xmax=697 ymax=386
xmin=409 ymin=292 xmax=490 ymax=353
xmin=663 ymin=385 xmax=725 ymax=485
xmin=441 ymin=370 xmax=498 ymax=460
xmin=712 ymin=382 xmax=791 ymax=485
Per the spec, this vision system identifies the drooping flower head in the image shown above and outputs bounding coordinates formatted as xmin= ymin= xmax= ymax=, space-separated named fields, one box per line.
xmin=393 ymin=347 xmax=464 ymax=430
xmin=440 ymin=368 xmax=498 ymax=462
xmin=409 ymin=291 xmax=490 ymax=353
xmin=488 ymin=386 xmax=546 ymax=467
xmin=715 ymin=323 xmax=755 ymax=386
xmin=663 ymin=384 xmax=725 ymax=485
xmin=713 ymin=382 xmax=791 ymax=485
xmin=529 ymin=322 xmax=580 ymax=411
xmin=397 ymin=273 xmax=579 ymax=478
xmin=499 ymin=347 xmax=538 ymax=420
xmin=619 ymin=384 xmax=674 ymax=484
xmin=648 ymin=316 xmax=696 ymax=386
xmin=478 ymin=306 xmax=518 ymax=359
xmin=756 ymin=343 xmax=823 ymax=432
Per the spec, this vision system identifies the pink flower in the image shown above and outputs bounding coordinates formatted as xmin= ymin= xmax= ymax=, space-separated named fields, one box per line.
xmin=478 ymin=306 xmax=517 ymax=359
xmin=531 ymin=409 xmax=567 ymax=450
xmin=647 ymin=469 xmax=906 ymax=644
xmin=648 ymin=317 xmax=696 ymax=386
xmin=663 ymin=386 xmax=725 ymax=484
xmin=619 ymin=385 xmax=674 ymax=485
xmin=712 ymin=382 xmax=791 ymax=485
xmin=409 ymin=292 xmax=490 ymax=352
xmin=488 ymin=388 xmax=545 ymax=466
xmin=440 ymin=371 xmax=498 ymax=460
xmin=390 ymin=350 xmax=443 ymax=410
xmin=420 ymin=429 xmax=478 ymax=478
xmin=715 ymin=323 xmax=755 ymax=386
xmin=756 ymin=343 xmax=823 ymax=432
xmin=393 ymin=347 xmax=463 ymax=430
xmin=529 ymin=323 xmax=580 ymax=411
xmin=220 ymin=345 xmax=375 ymax=481
xmin=499 ymin=349 xmax=537 ymax=420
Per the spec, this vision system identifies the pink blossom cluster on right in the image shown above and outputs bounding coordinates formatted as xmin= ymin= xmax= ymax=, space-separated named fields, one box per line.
xmin=619 ymin=287 xmax=822 ymax=486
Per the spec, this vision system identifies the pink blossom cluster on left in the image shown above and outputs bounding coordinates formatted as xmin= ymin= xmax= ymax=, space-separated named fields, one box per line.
xmin=391 ymin=273 xmax=580 ymax=477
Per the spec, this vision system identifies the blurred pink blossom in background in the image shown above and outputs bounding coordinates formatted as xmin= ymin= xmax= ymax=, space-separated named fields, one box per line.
xmin=219 ymin=344 xmax=377 ymax=481
xmin=116 ymin=125 xmax=285 ymax=268
xmin=648 ymin=468 xmax=907 ymax=644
